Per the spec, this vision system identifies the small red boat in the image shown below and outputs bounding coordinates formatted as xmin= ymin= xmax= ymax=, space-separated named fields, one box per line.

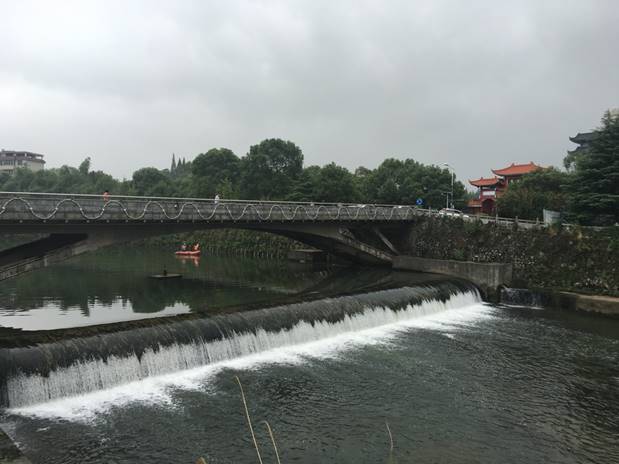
xmin=175 ymin=250 xmax=201 ymax=256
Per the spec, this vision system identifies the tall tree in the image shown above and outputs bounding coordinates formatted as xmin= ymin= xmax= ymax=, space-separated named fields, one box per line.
xmin=78 ymin=157 xmax=91 ymax=175
xmin=568 ymin=110 xmax=619 ymax=225
xmin=132 ymin=167 xmax=173 ymax=196
xmin=240 ymin=139 xmax=303 ymax=199
xmin=313 ymin=163 xmax=359 ymax=203
xmin=191 ymin=148 xmax=240 ymax=198
xmin=287 ymin=166 xmax=320 ymax=202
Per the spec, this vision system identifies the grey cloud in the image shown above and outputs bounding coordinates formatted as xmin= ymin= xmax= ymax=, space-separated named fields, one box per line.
xmin=0 ymin=0 xmax=618 ymax=184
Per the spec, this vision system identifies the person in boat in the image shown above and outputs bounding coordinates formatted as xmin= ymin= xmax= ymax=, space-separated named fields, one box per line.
xmin=180 ymin=243 xmax=187 ymax=251
xmin=192 ymin=243 xmax=200 ymax=252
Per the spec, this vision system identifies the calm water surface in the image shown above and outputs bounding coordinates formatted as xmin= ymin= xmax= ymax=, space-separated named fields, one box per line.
xmin=0 ymin=248 xmax=330 ymax=329
xmin=0 ymin=249 xmax=618 ymax=463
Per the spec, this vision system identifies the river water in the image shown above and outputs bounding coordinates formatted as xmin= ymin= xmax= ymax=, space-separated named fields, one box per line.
xmin=0 ymin=249 xmax=618 ymax=463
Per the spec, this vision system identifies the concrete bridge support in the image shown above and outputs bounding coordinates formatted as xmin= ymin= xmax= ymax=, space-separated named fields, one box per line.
xmin=0 ymin=233 xmax=117 ymax=282
xmin=393 ymin=255 xmax=513 ymax=301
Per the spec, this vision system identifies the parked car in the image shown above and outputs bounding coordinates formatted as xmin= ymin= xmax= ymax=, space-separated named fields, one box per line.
xmin=438 ymin=208 xmax=469 ymax=218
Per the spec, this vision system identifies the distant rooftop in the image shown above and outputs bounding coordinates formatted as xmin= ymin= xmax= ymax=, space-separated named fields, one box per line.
xmin=469 ymin=176 xmax=502 ymax=188
xmin=569 ymin=132 xmax=598 ymax=144
xmin=492 ymin=162 xmax=541 ymax=177
xmin=0 ymin=149 xmax=45 ymax=160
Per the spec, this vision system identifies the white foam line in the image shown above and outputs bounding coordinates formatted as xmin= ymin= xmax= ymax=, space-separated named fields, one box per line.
xmin=9 ymin=301 xmax=494 ymax=422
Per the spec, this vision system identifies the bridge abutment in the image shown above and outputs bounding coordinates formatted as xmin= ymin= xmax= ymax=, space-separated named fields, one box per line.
xmin=392 ymin=255 xmax=513 ymax=301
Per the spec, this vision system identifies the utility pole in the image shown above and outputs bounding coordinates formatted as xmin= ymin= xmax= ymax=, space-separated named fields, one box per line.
xmin=442 ymin=163 xmax=454 ymax=208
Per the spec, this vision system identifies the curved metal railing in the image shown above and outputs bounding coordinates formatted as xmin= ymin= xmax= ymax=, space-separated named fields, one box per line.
xmin=0 ymin=192 xmax=424 ymax=223
xmin=0 ymin=191 xmax=560 ymax=229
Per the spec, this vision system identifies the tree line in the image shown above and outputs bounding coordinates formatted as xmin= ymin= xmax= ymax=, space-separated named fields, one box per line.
xmin=0 ymin=138 xmax=467 ymax=210
xmin=1 ymin=109 xmax=616 ymax=225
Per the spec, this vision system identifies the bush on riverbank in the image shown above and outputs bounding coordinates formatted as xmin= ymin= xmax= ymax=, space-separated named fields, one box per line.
xmin=139 ymin=229 xmax=303 ymax=259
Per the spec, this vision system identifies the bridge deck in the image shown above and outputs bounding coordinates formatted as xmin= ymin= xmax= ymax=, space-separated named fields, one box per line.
xmin=0 ymin=192 xmax=549 ymax=230
xmin=0 ymin=192 xmax=419 ymax=225
xmin=0 ymin=191 xmax=549 ymax=280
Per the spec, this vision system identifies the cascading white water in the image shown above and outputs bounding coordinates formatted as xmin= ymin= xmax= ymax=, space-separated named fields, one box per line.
xmin=5 ymin=288 xmax=481 ymax=408
xmin=500 ymin=287 xmax=544 ymax=308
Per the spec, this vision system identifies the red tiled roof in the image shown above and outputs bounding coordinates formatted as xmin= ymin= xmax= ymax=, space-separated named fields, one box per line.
xmin=469 ymin=176 xmax=501 ymax=187
xmin=492 ymin=162 xmax=541 ymax=177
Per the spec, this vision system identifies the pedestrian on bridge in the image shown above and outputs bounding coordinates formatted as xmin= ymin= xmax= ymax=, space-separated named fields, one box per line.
xmin=103 ymin=190 xmax=110 ymax=203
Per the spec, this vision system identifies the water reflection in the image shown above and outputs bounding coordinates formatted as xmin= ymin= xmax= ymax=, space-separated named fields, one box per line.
xmin=0 ymin=248 xmax=439 ymax=330
xmin=0 ymin=248 xmax=334 ymax=329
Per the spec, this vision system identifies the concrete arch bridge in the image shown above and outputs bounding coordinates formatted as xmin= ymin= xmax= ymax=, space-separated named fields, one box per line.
xmin=0 ymin=192 xmax=421 ymax=281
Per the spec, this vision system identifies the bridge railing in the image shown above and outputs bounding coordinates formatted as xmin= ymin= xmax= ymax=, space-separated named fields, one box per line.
xmin=0 ymin=191 xmax=426 ymax=223
xmin=0 ymin=191 xmax=570 ymax=229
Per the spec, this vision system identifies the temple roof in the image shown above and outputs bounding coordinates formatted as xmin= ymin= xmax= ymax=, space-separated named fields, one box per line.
xmin=569 ymin=132 xmax=597 ymax=144
xmin=469 ymin=176 xmax=501 ymax=187
xmin=492 ymin=162 xmax=541 ymax=177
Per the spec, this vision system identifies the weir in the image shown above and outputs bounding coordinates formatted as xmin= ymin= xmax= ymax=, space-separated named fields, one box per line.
xmin=0 ymin=280 xmax=480 ymax=408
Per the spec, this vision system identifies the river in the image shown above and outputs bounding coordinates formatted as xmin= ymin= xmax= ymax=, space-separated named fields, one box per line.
xmin=0 ymin=249 xmax=618 ymax=463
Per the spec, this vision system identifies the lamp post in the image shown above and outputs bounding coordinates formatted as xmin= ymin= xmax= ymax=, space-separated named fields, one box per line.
xmin=442 ymin=163 xmax=454 ymax=208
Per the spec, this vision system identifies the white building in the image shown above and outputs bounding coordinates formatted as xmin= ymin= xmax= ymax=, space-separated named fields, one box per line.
xmin=0 ymin=150 xmax=46 ymax=174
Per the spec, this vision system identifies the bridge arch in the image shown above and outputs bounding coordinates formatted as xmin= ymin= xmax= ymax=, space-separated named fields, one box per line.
xmin=0 ymin=192 xmax=413 ymax=280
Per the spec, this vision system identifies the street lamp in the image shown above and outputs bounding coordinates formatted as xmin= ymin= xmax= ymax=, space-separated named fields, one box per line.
xmin=442 ymin=163 xmax=454 ymax=209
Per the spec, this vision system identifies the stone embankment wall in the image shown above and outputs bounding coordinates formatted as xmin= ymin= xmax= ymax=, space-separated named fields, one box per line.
xmin=398 ymin=216 xmax=619 ymax=297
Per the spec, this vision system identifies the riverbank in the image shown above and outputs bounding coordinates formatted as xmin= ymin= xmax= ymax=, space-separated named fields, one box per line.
xmin=397 ymin=216 xmax=618 ymax=297
xmin=500 ymin=287 xmax=619 ymax=318
xmin=138 ymin=229 xmax=302 ymax=259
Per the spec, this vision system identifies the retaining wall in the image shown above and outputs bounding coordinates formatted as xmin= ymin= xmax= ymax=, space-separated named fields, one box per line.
xmin=393 ymin=256 xmax=512 ymax=300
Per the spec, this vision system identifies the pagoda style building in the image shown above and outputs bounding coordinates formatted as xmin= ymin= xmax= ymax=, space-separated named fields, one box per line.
xmin=467 ymin=162 xmax=542 ymax=215
xmin=568 ymin=132 xmax=597 ymax=156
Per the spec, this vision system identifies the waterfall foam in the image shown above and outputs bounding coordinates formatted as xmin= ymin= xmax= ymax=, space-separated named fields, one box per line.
xmin=1 ymin=283 xmax=481 ymax=408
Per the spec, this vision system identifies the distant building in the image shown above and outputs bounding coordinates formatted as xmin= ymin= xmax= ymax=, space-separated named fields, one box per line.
xmin=568 ymin=109 xmax=619 ymax=158
xmin=467 ymin=162 xmax=542 ymax=215
xmin=0 ymin=150 xmax=46 ymax=175
xmin=568 ymin=132 xmax=598 ymax=157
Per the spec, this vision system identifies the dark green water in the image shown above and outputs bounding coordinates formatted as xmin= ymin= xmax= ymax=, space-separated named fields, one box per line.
xmin=0 ymin=249 xmax=618 ymax=463
xmin=0 ymin=248 xmax=335 ymax=330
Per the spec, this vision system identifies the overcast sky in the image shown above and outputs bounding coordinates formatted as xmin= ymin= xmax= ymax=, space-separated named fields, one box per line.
xmin=1 ymin=0 xmax=617 ymax=184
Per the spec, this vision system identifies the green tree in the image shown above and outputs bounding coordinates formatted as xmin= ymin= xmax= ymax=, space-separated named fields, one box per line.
xmin=496 ymin=168 xmax=570 ymax=220
xmin=361 ymin=158 xmax=465 ymax=208
xmin=78 ymin=157 xmax=91 ymax=175
xmin=568 ymin=110 xmax=619 ymax=225
xmin=240 ymin=139 xmax=303 ymax=199
xmin=287 ymin=166 xmax=320 ymax=202
xmin=132 ymin=167 xmax=173 ymax=196
xmin=313 ymin=163 xmax=359 ymax=203
xmin=191 ymin=148 xmax=240 ymax=198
